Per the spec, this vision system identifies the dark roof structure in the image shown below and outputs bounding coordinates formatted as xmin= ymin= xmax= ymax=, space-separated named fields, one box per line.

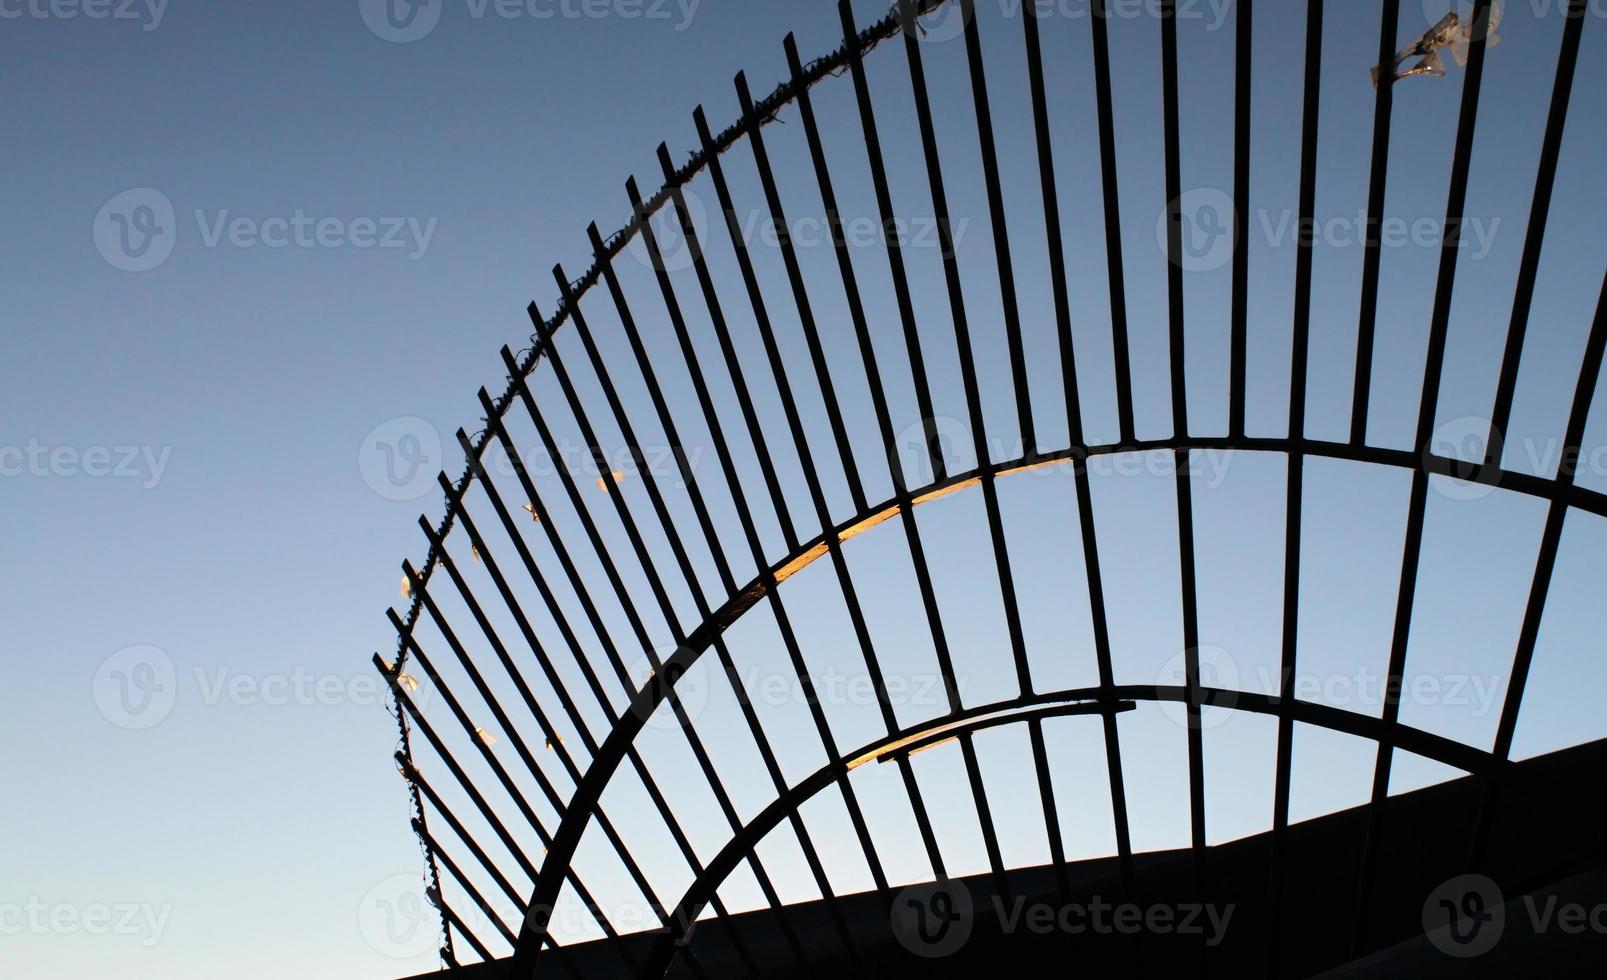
xmin=375 ymin=0 xmax=1606 ymax=975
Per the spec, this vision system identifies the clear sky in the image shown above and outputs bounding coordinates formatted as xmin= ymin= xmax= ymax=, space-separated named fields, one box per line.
xmin=3 ymin=0 xmax=1606 ymax=977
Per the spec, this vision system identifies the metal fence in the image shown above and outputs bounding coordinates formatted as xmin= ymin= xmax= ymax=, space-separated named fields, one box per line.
xmin=375 ymin=0 xmax=1604 ymax=975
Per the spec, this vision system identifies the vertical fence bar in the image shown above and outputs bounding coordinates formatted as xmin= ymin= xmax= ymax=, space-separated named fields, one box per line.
xmin=1352 ymin=0 xmax=1496 ymax=952
xmin=1266 ymin=0 xmax=1325 ymax=972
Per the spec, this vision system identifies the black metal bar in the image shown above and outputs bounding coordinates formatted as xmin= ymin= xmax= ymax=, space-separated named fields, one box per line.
xmin=1158 ymin=0 xmax=1208 ymax=903
xmin=722 ymin=99 xmax=868 ymax=516
xmin=420 ymin=506 xmax=584 ymax=786
xmin=1228 ymin=0 xmax=1252 ymax=439
xmin=464 ymin=416 xmax=743 ymax=941
xmin=412 ymin=522 xmax=693 ymax=954
xmin=837 ymin=0 xmax=947 ymax=484
xmin=532 ymin=287 xmax=813 ymax=972
xmin=1468 ymin=267 xmax=1607 ymax=872
xmin=477 ymin=401 xmax=756 ymax=976
xmin=477 ymin=394 xmax=635 ymax=698
xmin=1016 ymin=1 xmax=1080 ymax=900
xmin=499 ymin=339 xmax=764 ymax=976
xmin=388 ymin=607 xmax=675 ymax=955
xmin=383 ymin=657 xmax=584 ymax=935
xmin=1266 ymin=1 xmax=1325 ymax=971
xmin=701 ymin=78 xmax=941 ymax=730
xmin=1352 ymin=1 xmax=1496 ymax=953
xmin=1349 ymin=0 xmax=1402 ymax=444
xmin=873 ymin=700 xmax=1138 ymax=762
xmin=444 ymin=481 xmax=604 ymax=757
xmin=895 ymin=0 xmax=1042 ymax=893
xmin=1089 ymin=0 xmax=1137 ymax=442
xmin=395 ymin=746 xmax=641 ymax=975
xmin=560 ymin=259 xmax=859 ymax=974
xmin=957 ymin=0 xmax=1036 ymax=455
xmin=612 ymin=180 xmax=893 ymax=897
xmin=782 ymin=30 xmax=971 ymax=708
xmin=662 ymin=112 xmax=956 ymax=891
xmin=433 ymin=886 xmax=502 ymax=970
xmin=417 ymin=817 xmax=521 ymax=950
xmin=391 ymin=590 xmax=568 ymax=824
xmin=399 ymin=755 xmax=532 ymax=911
xmin=1020 ymin=2 xmax=1086 ymax=450
xmin=637 ymin=676 xmax=1511 ymax=974
xmin=510 ymin=423 xmax=1574 ymax=968
xmin=419 ymin=814 xmax=589 ymax=980
xmin=1484 ymin=0 xmax=1589 ymax=466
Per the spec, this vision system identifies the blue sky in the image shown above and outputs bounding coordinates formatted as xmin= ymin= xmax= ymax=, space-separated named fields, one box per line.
xmin=3 ymin=0 xmax=1606 ymax=976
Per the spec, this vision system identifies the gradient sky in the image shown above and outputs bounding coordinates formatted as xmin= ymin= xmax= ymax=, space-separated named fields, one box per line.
xmin=4 ymin=1 xmax=1606 ymax=977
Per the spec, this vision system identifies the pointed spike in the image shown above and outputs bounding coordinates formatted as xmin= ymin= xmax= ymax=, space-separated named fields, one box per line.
xmin=784 ymin=33 xmax=803 ymax=74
